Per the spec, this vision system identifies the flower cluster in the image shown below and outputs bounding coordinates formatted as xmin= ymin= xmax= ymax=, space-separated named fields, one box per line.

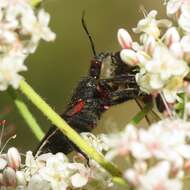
xmin=0 ymin=149 xmax=111 ymax=190
xmin=118 ymin=7 xmax=190 ymax=103
xmin=24 ymin=152 xmax=91 ymax=190
xmin=0 ymin=0 xmax=55 ymax=91
xmin=101 ymin=119 xmax=190 ymax=190
xmin=5 ymin=0 xmax=190 ymax=190
xmin=166 ymin=0 xmax=190 ymax=34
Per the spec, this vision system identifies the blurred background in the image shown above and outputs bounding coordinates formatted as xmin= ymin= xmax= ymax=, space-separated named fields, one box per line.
xmin=0 ymin=0 xmax=165 ymax=152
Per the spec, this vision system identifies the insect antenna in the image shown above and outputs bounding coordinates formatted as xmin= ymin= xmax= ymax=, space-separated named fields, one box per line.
xmin=81 ymin=11 xmax=97 ymax=57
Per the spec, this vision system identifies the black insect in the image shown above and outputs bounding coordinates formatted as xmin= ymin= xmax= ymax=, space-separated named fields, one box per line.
xmin=36 ymin=16 xmax=144 ymax=156
xmin=36 ymin=53 xmax=141 ymax=155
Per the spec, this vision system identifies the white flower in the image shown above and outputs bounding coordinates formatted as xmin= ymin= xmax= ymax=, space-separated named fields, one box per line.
xmin=139 ymin=161 xmax=182 ymax=190
xmin=0 ymin=0 xmax=56 ymax=91
xmin=27 ymin=174 xmax=50 ymax=190
xmin=5 ymin=0 xmax=33 ymax=29
xmin=30 ymin=9 xmax=56 ymax=43
xmin=166 ymin=0 xmax=190 ymax=34
xmin=133 ymin=10 xmax=160 ymax=38
xmin=0 ymin=27 xmax=17 ymax=45
xmin=133 ymin=10 xmax=171 ymax=38
xmin=81 ymin=132 xmax=110 ymax=153
xmin=107 ymin=118 xmax=190 ymax=172
xmin=37 ymin=153 xmax=90 ymax=190
xmin=22 ymin=151 xmax=112 ymax=190
xmin=146 ymin=46 xmax=187 ymax=80
xmin=38 ymin=153 xmax=69 ymax=190
xmin=25 ymin=151 xmax=40 ymax=179
xmin=0 ymin=54 xmax=27 ymax=91
xmin=125 ymin=161 xmax=182 ymax=190
xmin=136 ymin=119 xmax=190 ymax=163
xmin=118 ymin=5 xmax=190 ymax=104
xmin=16 ymin=171 xmax=26 ymax=186
xmin=166 ymin=0 xmax=185 ymax=16
xmin=68 ymin=163 xmax=90 ymax=188
xmin=178 ymin=3 xmax=190 ymax=33
xmin=136 ymin=45 xmax=189 ymax=102
xmin=71 ymin=173 xmax=88 ymax=188
xmin=105 ymin=124 xmax=138 ymax=160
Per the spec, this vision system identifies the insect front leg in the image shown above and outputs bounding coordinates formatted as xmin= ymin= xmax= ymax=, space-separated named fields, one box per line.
xmin=107 ymin=87 xmax=142 ymax=106
xmin=97 ymin=74 xmax=138 ymax=98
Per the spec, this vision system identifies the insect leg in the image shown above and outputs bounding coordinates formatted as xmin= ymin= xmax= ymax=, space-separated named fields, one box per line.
xmin=107 ymin=88 xmax=141 ymax=106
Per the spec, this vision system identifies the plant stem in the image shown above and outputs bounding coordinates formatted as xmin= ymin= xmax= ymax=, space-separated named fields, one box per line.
xmin=112 ymin=177 xmax=129 ymax=188
xmin=8 ymin=88 xmax=44 ymax=141
xmin=130 ymin=103 xmax=153 ymax=125
xmin=19 ymin=80 xmax=127 ymax=182
xmin=31 ymin=0 xmax=41 ymax=6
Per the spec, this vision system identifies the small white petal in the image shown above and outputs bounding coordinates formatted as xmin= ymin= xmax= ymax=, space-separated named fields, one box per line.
xmin=71 ymin=173 xmax=88 ymax=188
xmin=181 ymin=35 xmax=190 ymax=52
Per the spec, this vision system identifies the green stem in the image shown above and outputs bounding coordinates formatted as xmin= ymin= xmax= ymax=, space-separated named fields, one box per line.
xmin=19 ymin=80 xmax=127 ymax=183
xmin=30 ymin=0 xmax=42 ymax=6
xmin=8 ymin=88 xmax=44 ymax=141
xmin=130 ymin=103 xmax=153 ymax=125
xmin=112 ymin=177 xmax=129 ymax=188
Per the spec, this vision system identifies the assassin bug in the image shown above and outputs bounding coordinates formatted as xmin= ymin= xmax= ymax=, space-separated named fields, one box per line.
xmin=36 ymin=16 xmax=143 ymax=156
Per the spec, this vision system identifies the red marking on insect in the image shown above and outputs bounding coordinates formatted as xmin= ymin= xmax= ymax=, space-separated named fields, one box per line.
xmin=67 ymin=99 xmax=85 ymax=116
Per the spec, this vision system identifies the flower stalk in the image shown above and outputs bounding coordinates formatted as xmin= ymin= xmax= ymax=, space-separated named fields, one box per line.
xmin=31 ymin=0 xmax=42 ymax=6
xmin=18 ymin=79 xmax=127 ymax=185
xmin=8 ymin=88 xmax=44 ymax=141
xmin=130 ymin=103 xmax=153 ymax=125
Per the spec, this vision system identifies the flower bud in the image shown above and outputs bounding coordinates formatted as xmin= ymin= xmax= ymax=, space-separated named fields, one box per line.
xmin=164 ymin=27 xmax=180 ymax=47
xmin=120 ymin=49 xmax=138 ymax=66
xmin=144 ymin=36 xmax=156 ymax=55
xmin=7 ymin=147 xmax=21 ymax=170
xmin=117 ymin=28 xmax=132 ymax=49
xmin=3 ymin=167 xmax=17 ymax=187
xmin=16 ymin=171 xmax=26 ymax=186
